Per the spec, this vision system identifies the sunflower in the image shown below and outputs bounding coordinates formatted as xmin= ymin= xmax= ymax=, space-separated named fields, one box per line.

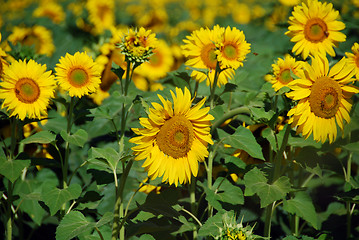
xmin=86 ymin=0 xmax=115 ymax=34
xmin=130 ymin=87 xmax=214 ymax=186
xmin=137 ymin=39 xmax=174 ymax=80
xmin=55 ymin=52 xmax=102 ymax=98
xmin=266 ymin=55 xmax=304 ymax=92
xmin=285 ymin=0 xmax=346 ymax=59
xmin=118 ymin=27 xmax=158 ymax=63
xmin=8 ymin=25 xmax=55 ymax=56
xmin=0 ymin=59 xmax=56 ymax=120
xmin=279 ymin=0 xmax=301 ymax=6
xmin=286 ymin=54 xmax=359 ymax=143
xmin=215 ymin=26 xmax=251 ymax=70
xmin=0 ymin=33 xmax=9 ymax=77
xmin=345 ymin=42 xmax=359 ymax=79
xmin=33 ymin=1 xmax=65 ymax=24
xmin=182 ymin=26 xmax=234 ymax=87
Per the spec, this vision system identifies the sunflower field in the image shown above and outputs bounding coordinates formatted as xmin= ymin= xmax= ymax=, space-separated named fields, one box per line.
xmin=1 ymin=0 xmax=359 ymax=239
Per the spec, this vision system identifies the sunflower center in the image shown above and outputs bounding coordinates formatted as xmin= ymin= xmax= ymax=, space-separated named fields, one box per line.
xmin=149 ymin=51 xmax=162 ymax=66
xmin=14 ymin=78 xmax=40 ymax=103
xmin=309 ymin=76 xmax=342 ymax=118
xmin=156 ymin=115 xmax=194 ymax=159
xmin=304 ymin=18 xmax=328 ymax=43
xmin=69 ymin=68 xmax=89 ymax=87
xmin=201 ymin=43 xmax=217 ymax=69
xmin=23 ymin=34 xmax=41 ymax=52
xmin=223 ymin=44 xmax=237 ymax=60
xmin=0 ymin=59 xmax=3 ymax=75
xmin=279 ymin=69 xmax=293 ymax=84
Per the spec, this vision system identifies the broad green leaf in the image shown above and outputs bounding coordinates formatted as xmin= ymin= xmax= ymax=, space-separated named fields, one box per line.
xmin=219 ymin=126 xmax=265 ymax=160
xmin=213 ymin=177 xmax=244 ymax=205
xmin=198 ymin=212 xmax=223 ymax=237
xmin=342 ymin=142 xmax=359 ymax=154
xmin=244 ymin=167 xmax=292 ymax=207
xmin=283 ymin=191 xmax=319 ymax=230
xmin=139 ymin=234 xmax=156 ymax=240
xmin=42 ymin=183 xmax=82 ymax=216
xmin=14 ymin=180 xmax=46 ymax=225
xmin=0 ymin=153 xmax=30 ymax=183
xmin=20 ymin=131 xmax=56 ymax=144
xmin=139 ymin=191 xmax=180 ymax=218
xmin=56 ymin=211 xmax=94 ymax=240
xmin=60 ymin=129 xmax=88 ymax=147
xmin=250 ymin=107 xmax=275 ymax=123
xmin=88 ymin=147 xmax=120 ymax=171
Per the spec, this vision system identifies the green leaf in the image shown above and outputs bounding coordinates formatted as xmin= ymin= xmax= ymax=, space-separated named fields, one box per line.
xmin=56 ymin=211 xmax=93 ymax=240
xmin=88 ymin=147 xmax=120 ymax=171
xmin=14 ymin=180 xmax=46 ymax=225
xmin=213 ymin=177 xmax=244 ymax=205
xmin=60 ymin=129 xmax=88 ymax=147
xmin=244 ymin=167 xmax=292 ymax=207
xmin=342 ymin=142 xmax=359 ymax=154
xmin=283 ymin=191 xmax=319 ymax=230
xmin=0 ymin=153 xmax=31 ymax=183
xmin=250 ymin=107 xmax=275 ymax=123
xmin=20 ymin=131 xmax=56 ymax=144
xmin=219 ymin=126 xmax=265 ymax=160
xmin=198 ymin=212 xmax=223 ymax=237
xmin=139 ymin=234 xmax=156 ymax=240
xmin=42 ymin=183 xmax=82 ymax=216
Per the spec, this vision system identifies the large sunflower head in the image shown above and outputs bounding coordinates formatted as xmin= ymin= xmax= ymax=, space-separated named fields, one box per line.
xmin=286 ymin=54 xmax=359 ymax=143
xmin=181 ymin=26 xmax=233 ymax=87
xmin=8 ymin=25 xmax=55 ymax=57
xmin=55 ymin=52 xmax=102 ymax=98
xmin=285 ymin=0 xmax=346 ymax=59
xmin=266 ymin=54 xmax=304 ymax=92
xmin=0 ymin=59 xmax=56 ymax=120
xmin=345 ymin=42 xmax=359 ymax=79
xmin=86 ymin=0 xmax=115 ymax=35
xmin=130 ymin=87 xmax=214 ymax=186
xmin=215 ymin=26 xmax=251 ymax=70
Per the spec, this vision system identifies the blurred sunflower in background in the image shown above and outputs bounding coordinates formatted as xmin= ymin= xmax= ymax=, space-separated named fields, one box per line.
xmin=33 ymin=0 xmax=65 ymax=24
xmin=0 ymin=59 xmax=56 ymax=120
xmin=55 ymin=52 xmax=102 ymax=98
xmin=130 ymin=87 xmax=214 ymax=186
xmin=345 ymin=42 xmax=359 ymax=79
xmin=86 ymin=0 xmax=115 ymax=35
xmin=0 ymin=33 xmax=9 ymax=77
xmin=286 ymin=0 xmax=346 ymax=59
xmin=286 ymin=54 xmax=359 ymax=143
xmin=265 ymin=54 xmax=304 ymax=92
xmin=8 ymin=25 xmax=55 ymax=57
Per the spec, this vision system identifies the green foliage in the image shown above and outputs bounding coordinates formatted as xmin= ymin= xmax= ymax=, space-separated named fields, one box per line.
xmin=60 ymin=129 xmax=88 ymax=147
xmin=56 ymin=211 xmax=113 ymax=240
xmin=244 ymin=167 xmax=292 ymax=208
xmin=0 ymin=149 xmax=31 ymax=183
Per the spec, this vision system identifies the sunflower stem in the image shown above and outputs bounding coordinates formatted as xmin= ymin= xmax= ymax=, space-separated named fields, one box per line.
xmin=63 ymin=97 xmax=75 ymax=189
xmin=190 ymin=176 xmax=198 ymax=239
xmin=209 ymin=62 xmax=221 ymax=109
xmin=112 ymin=159 xmax=133 ymax=240
xmin=210 ymin=106 xmax=250 ymax=134
xmin=264 ymin=124 xmax=291 ymax=238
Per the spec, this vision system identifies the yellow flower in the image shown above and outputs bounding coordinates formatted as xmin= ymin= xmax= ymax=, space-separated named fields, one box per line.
xmin=286 ymin=55 xmax=359 ymax=143
xmin=345 ymin=42 xmax=359 ymax=79
xmin=182 ymin=26 xmax=234 ymax=87
xmin=118 ymin=27 xmax=158 ymax=63
xmin=215 ymin=26 xmax=251 ymax=70
xmin=279 ymin=0 xmax=301 ymax=6
xmin=285 ymin=0 xmax=346 ymax=59
xmin=8 ymin=25 xmax=55 ymax=56
xmin=86 ymin=0 xmax=115 ymax=34
xmin=130 ymin=87 xmax=214 ymax=186
xmin=0 ymin=59 xmax=56 ymax=120
xmin=266 ymin=55 xmax=304 ymax=92
xmin=55 ymin=52 xmax=102 ymax=98
xmin=137 ymin=39 xmax=174 ymax=80
xmin=33 ymin=1 xmax=65 ymax=24
xmin=0 ymin=33 xmax=9 ymax=77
